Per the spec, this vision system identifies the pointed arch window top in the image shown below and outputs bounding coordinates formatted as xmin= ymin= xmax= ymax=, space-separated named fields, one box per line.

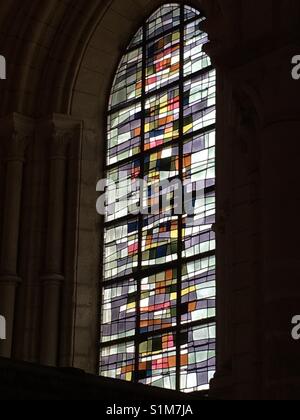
xmin=128 ymin=4 xmax=202 ymax=52
xmin=184 ymin=5 xmax=201 ymax=20
xmin=128 ymin=27 xmax=143 ymax=50
xmin=109 ymin=3 xmax=209 ymax=112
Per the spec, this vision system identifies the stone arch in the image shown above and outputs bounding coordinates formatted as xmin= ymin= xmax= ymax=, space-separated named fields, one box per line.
xmin=0 ymin=0 xmax=221 ymax=117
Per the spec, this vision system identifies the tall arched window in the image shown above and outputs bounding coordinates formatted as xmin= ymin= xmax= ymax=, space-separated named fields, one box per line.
xmin=100 ymin=3 xmax=216 ymax=393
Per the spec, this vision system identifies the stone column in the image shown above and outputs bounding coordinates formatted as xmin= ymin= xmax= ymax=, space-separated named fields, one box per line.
xmin=237 ymin=47 xmax=300 ymax=400
xmin=0 ymin=130 xmax=28 ymax=358
xmin=261 ymin=114 xmax=300 ymax=398
xmin=213 ymin=43 xmax=300 ymax=399
xmin=40 ymin=129 xmax=70 ymax=366
xmin=261 ymin=118 xmax=300 ymax=398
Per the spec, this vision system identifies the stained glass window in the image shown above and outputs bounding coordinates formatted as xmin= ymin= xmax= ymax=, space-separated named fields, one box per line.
xmin=100 ymin=3 xmax=216 ymax=393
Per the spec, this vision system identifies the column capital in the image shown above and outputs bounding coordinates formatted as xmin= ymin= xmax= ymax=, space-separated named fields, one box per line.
xmin=37 ymin=114 xmax=82 ymax=160
xmin=5 ymin=131 xmax=30 ymax=162
xmin=41 ymin=274 xmax=65 ymax=286
xmin=0 ymin=113 xmax=34 ymax=161
xmin=50 ymin=129 xmax=73 ymax=160
xmin=0 ymin=275 xmax=22 ymax=285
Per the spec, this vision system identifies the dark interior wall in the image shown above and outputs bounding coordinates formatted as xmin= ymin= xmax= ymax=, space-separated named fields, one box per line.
xmin=0 ymin=357 xmax=202 ymax=401
xmin=0 ymin=0 xmax=299 ymax=400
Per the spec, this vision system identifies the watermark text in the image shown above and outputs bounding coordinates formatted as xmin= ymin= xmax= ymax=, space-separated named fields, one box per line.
xmin=96 ymin=174 xmax=210 ymax=219
xmin=291 ymin=315 xmax=300 ymax=341
xmin=0 ymin=315 xmax=6 ymax=340
xmin=0 ymin=55 xmax=6 ymax=80
xmin=292 ymin=55 xmax=300 ymax=80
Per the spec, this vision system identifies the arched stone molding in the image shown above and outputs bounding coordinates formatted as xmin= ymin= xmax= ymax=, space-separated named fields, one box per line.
xmin=0 ymin=0 xmax=222 ymax=117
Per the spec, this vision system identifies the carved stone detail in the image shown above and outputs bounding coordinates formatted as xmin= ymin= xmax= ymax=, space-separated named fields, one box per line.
xmin=50 ymin=130 xmax=73 ymax=160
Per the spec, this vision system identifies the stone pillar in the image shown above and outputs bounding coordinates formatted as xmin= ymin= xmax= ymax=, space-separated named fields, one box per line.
xmin=262 ymin=119 xmax=300 ymax=399
xmin=239 ymin=47 xmax=300 ymax=400
xmin=213 ymin=43 xmax=300 ymax=399
xmin=40 ymin=128 xmax=70 ymax=366
xmin=0 ymin=124 xmax=29 ymax=358
xmin=203 ymin=0 xmax=300 ymax=394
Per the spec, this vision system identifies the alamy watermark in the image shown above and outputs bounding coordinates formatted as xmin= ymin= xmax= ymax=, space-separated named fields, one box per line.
xmin=96 ymin=174 xmax=210 ymax=220
xmin=0 ymin=315 xmax=6 ymax=340
xmin=0 ymin=55 xmax=6 ymax=80
xmin=291 ymin=316 xmax=300 ymax=341
xmin=292 ymin=55 xmax=300 ymax=80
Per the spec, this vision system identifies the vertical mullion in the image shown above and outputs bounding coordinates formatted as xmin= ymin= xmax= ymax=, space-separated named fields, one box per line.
xmin=134 ymin=22 xmax=147 ymax=383
xmin=176 ymin=4 xmax=185 ymax=392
